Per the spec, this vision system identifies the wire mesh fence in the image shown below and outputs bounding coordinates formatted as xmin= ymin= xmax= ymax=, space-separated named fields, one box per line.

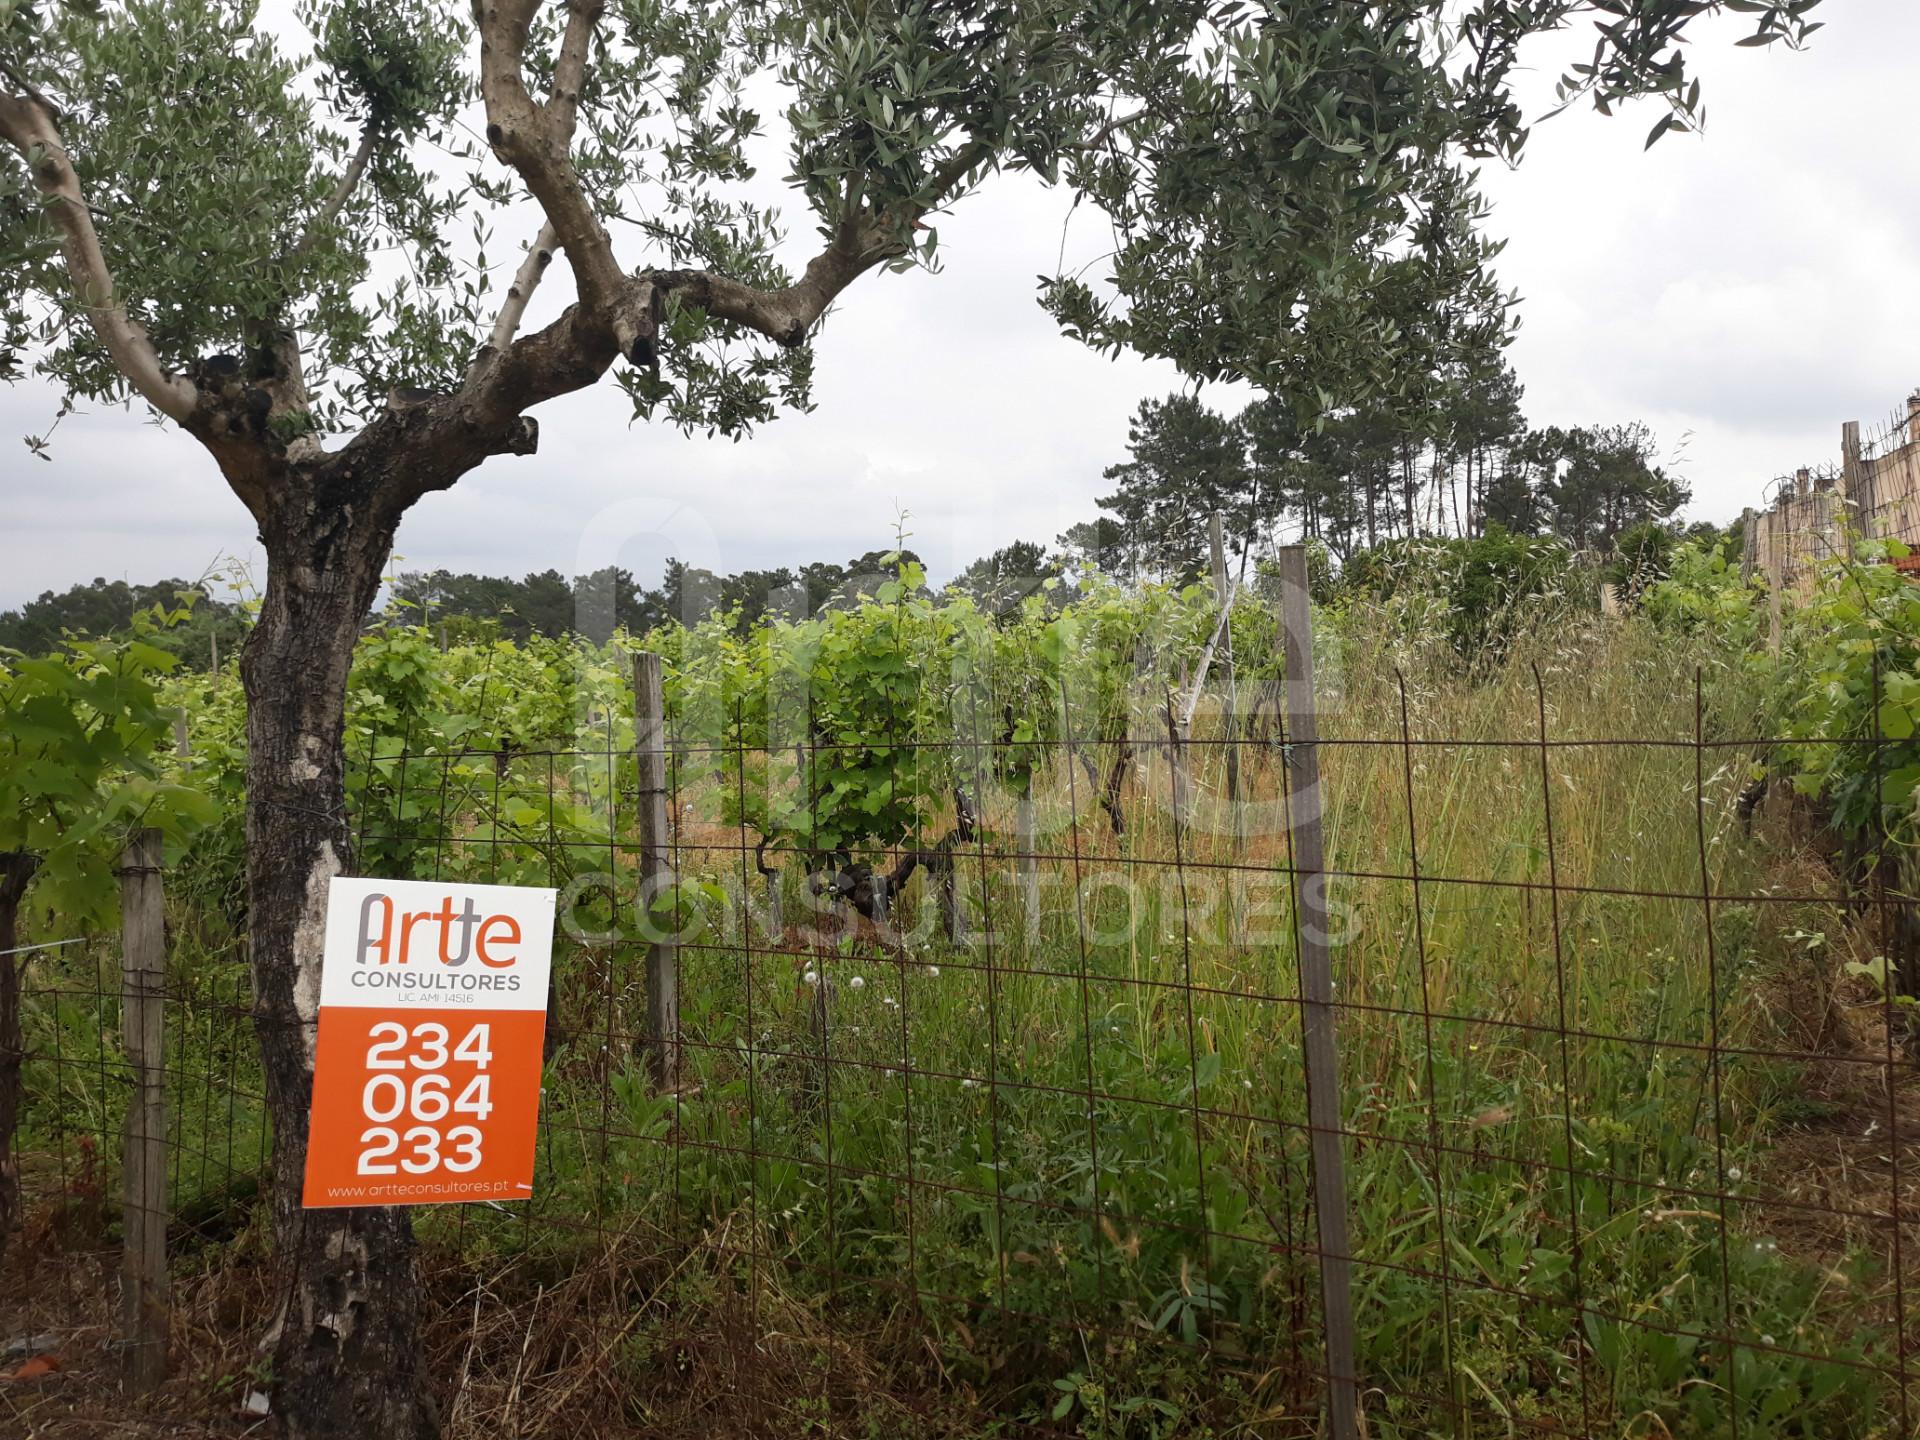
xmin=11 ymin=617 xmax=1920 ymax=1437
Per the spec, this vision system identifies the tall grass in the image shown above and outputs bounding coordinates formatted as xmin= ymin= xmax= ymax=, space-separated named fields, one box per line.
xmin=486 ymin=610 xmax=1888 ymax=1435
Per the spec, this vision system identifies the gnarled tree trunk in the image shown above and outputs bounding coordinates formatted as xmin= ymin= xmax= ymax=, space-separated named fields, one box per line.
xmin=242 ymin=465 xmax=432 ymax=1440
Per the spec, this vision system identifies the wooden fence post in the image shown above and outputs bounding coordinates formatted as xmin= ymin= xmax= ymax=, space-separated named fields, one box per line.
xmin=633 ymin=653 xmax=679 ymax=1091
xmin=1164 ymin=701 xmax=1191 ymax=831
xmin=1162 ymin=644 xmax=1192 ymax=829
xmin=1208 ymin=512 xmax=1241 ymax=808
xmin=764 ymin=867 xmax=784 ymax=937
xmin=1276 ymin=546 xmax=1358 ymax=1440
xmin=118 ymin=828 xmax=168 ymax=1392
xmin=1209 ymin=512 xmax=1246 ymax=943
xmin=1017 ymin=782 xmax=1040 ymax=945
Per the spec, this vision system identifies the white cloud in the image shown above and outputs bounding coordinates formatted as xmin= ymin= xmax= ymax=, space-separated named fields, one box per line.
xmin=1475 ymin=0 xmax=1920 ymax=510
xmin=4 ymin=1 xmax=1917 ymax=606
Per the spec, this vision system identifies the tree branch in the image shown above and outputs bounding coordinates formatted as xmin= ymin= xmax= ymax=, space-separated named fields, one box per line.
xmin=921 ymin=138 xmax=995 ymax=211
xmin=548 ymin=0 xmax=601 ymax=141
xmin=1064 ymin=107 xmax=1149 ymax=153
xmin=0 ymin=92 xmax=196 ymax=423
xmin=338 ymin=298 xmax=623 ymax=513
xmin=649 ymin=237 xmax=888 ymax=350
xmin=288 ymin=121 xmax=380 ymax=261
xmin=477 ymin=0 xmax=632 ymax=336
xmin=462 ymin=3 xmax=977 ymax=439
xmin=481 ymin=300 xmax=619 ymax=423
xmin=0 ymin=56 xmax=58 ymax=123
xmin=646 ymin=143 xmax=985 ymax=349
xmin=464 ymin=220 xmax=559 ymax=390
xmin=242 ymin=121 xmax=386 ymax=456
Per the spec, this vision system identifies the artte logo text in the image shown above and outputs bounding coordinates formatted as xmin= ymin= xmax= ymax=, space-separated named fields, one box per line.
xmin=356 ymin=891 xmax=525 ymax=969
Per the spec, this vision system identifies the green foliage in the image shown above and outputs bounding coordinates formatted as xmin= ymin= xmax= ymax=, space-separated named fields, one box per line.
xmin=988 ymin=589 xmax=1068 ymax=792
xmin=0 ymin=0 xmax=1829 ymax=451
xmin=1774 ymin=540 xmax=1920 ymax=840
xmin=1093 ymin=369 xmax=1695 ymax=582
xmin=1040 ymin=9 xmax=1507 ymax=410
xmin=1639 ymin=531 xmax=1920 ymax=848
xmin=1628 ymin=515 xmax=1920 ymax=861
xmin=1341 ymin=528 xmax=1584 ymax=660
xmin=1638 ymin=536 xmax=1762 ymax=644
xmin=1539 ymin=422 xmax=1690 ymax=550
xmin=949 ymin=540 xmax=1054 ymax=617
xmin=619 ymin=565 xmax=1242 ymax=865
xmin=0 ymin=604 xmax=211 ymax=927
xmin=388 ymin=549 xmax=949 ymax=646
xmin=4 ymin=1 xmax=330 ymax=395
xmin=2 ymin=0 xmax=1765 ymax=443
xmin=307 ymin=0 xmax=466 ymax=134
xmin=1605 ymin=519 xmax=1680 ymax=598
xmin=672 ymin=556 xmax=989 ymax=863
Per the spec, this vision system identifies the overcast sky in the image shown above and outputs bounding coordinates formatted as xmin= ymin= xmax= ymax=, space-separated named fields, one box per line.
xmin=3 ymin=3 xmax=1917 ymax=609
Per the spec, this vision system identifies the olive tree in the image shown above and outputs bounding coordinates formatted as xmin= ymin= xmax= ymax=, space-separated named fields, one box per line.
xmin=0 ymin=0 xmax=1820 ymax=1434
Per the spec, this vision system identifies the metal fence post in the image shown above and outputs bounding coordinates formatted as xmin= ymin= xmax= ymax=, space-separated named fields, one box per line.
xmin=118 ymin=827 xmax=168 ymax=1392
xmin=1276 ymin=546 xmax=1358 ymax=1440
xmin=633 ymin=652 xmax=680 ymax=1091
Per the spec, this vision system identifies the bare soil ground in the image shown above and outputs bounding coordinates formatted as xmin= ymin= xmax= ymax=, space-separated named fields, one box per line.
xmin=1 ymin=1208 xmax=1002 ymax=1439
xmin=1731 ymin=797 xmax=1920 ymax=1403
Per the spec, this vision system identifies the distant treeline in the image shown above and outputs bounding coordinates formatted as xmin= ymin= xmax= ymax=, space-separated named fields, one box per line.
xmin=0 ymin=547 xmax=1018 ymax=664
xmin=3 ymin=367 xmax=1725 ymax=664
xmin=389 ymin=547 xmax=936 ymax=644
xmin=3 ymin=516 xmax=1739 ymax=673
xmin=0 ymin=577 xmax=249 ymax=668
xmin=1093 ymin=372 xmax=1699 ymax=588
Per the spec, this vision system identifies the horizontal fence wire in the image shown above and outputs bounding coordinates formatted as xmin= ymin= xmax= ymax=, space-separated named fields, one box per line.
xmin=11 ymin=653 xmax=1920 ymax=1439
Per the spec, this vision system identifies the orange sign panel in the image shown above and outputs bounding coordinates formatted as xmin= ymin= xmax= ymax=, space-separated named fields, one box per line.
xmin=302 ymin=877 xmax=556 ymax=1208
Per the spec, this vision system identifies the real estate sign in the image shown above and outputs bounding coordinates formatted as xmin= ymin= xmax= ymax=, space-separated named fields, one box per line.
xmin=301 ymin=876 xmax=556 ymax=1208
